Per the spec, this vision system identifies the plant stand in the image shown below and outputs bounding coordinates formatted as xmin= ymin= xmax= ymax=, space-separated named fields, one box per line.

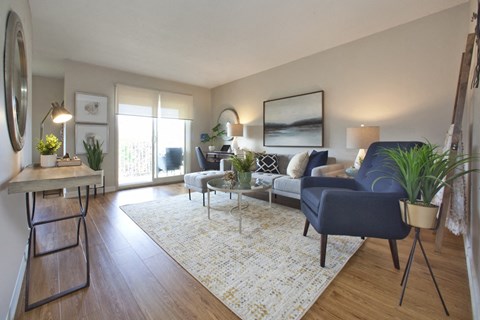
xmin=399 ymin=227 xmax=449 ymax=316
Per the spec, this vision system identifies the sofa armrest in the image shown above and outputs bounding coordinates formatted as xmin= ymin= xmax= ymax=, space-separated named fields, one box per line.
xmin=220 ymin=159 xmax=232 ymax=171
xmin=311 ymin=163 xmax=345 ymax=177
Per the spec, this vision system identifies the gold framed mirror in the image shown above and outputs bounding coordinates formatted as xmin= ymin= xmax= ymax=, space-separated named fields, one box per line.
xmin=4 ymin=10 xmax=28 ymax=152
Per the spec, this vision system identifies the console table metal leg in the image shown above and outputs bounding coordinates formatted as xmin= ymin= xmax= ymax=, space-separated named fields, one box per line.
xmin=24 ymin=185 xmax=91 ymax=311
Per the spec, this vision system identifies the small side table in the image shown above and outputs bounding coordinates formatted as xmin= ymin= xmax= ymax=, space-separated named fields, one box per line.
xmin=399 ymin=227 xmax=449 ymax=316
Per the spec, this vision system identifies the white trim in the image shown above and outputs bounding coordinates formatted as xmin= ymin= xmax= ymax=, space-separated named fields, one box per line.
xmin=6 ymin=244 xmax=28 ymax=320
xmin=464 ymin=236 xmax=479 ymax=320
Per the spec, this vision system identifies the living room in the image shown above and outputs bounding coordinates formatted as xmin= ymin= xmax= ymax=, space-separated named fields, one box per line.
xmin=1 ymin=0 xmax=479 ymax=319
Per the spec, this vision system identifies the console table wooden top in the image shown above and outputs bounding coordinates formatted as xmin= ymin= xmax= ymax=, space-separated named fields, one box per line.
xmin=8 ymin=164 xmax=101 ymax=194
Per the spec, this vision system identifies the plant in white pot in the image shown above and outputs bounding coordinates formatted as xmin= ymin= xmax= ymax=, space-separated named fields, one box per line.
xmin=376 ymin=142 xmax=478 ymax=228
xmin=83 ymin=139 xmax=105 ymax=189
xmin=230 ymin=151 xmax=256 ymax=186
xmin=36 ymin=134 xmax=61 ymax=167
xmin=201 ymin=123 xmax=226 ymax=151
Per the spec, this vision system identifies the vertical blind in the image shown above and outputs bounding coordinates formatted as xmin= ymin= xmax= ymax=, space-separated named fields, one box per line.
xmin=115 ymin=84 xmax=193 ymax=120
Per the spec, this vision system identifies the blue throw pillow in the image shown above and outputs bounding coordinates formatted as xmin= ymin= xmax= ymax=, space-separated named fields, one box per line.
xmin=303 ymin=150 xmax=328 ymax=176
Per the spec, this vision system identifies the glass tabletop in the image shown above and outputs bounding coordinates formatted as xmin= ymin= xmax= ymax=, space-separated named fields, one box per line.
xmin=207 ymin=177 xmax=271 ymax=192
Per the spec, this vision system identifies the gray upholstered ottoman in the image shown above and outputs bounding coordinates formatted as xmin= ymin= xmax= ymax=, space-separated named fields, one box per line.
xmin=184 ymin=171 xmax=224 ymax=206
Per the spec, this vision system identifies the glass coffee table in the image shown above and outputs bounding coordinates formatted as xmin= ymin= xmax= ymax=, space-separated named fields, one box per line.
xmin=207 ymin=178 xmax=272 ymax=233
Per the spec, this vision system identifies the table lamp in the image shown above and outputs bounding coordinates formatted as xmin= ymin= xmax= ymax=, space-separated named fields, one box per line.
xmin=346 ymin=125 xmax=380 ymax=169
xmin=227 ymin=123 xmax=244 ymax=155
xmin=40 ymin=101 xmax=73 ymax=138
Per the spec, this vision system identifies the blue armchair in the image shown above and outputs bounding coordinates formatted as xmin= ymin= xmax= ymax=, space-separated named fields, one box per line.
xmin=301 ymin=141 xmax=421 ymax=269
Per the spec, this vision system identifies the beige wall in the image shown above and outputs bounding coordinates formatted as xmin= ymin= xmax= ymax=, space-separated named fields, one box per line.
xmin=32 ymin=76 xmax=64 ymax=163
xmin=0 ymin=0 xmax=32 ymax=318
xmin=212 ymin=4 xmax=469 ymax=166
xmin=63 ymin=60 xmax=212 ymax=190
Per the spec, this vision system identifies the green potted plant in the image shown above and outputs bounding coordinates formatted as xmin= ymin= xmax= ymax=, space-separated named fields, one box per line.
xmin=230 ymin=151 xmax=256 ymax=185
xmin=376 ymin=142 xmax=478 ymax=228
xmin=83 ymin=140 xmax=105 ymax=171
xmin=201 ymin=123 xmax=226 ymax=151
xmin=36 ymin=134 xmax=62 ymax=167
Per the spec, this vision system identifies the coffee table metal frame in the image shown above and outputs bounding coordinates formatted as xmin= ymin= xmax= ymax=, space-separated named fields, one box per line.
xmin=207 ymin=178 xmax=272 ymax=233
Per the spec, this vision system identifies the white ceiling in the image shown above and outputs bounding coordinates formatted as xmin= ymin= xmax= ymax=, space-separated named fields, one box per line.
xmin=30 ymin=0 xmax=467 ymax=89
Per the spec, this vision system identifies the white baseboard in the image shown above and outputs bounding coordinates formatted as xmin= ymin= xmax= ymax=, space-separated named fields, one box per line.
xmin=464 ymin=236 xmax=479 ymax=320
xmin=6 ymin=244 xmax=27 ymax=320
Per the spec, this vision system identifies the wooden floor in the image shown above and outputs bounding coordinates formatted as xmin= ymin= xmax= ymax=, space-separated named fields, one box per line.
xmin=15 ymin=183 xmax=472 ymax=319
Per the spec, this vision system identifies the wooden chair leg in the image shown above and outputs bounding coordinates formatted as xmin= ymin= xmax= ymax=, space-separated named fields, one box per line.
xmin=202 ymin=193 xmax=205 ymax=206
xmin=303 ymin=219 xmax=310 ymax=236
xmin=188 ymin=189 xmax=191 ymax=200
xmin=320 ymin=234 xmax=328 ymax=267
xmin=388 ymin=239 xmax=400 ymax=270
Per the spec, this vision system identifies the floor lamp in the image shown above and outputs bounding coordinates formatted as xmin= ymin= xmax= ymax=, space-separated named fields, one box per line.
xmin=227 ymin=123 xmax=244 ymax=155
xmin=346 ymin=125 xmax=380 ymax=169
xmin=40 ymin=101 xmax=73 ymax=138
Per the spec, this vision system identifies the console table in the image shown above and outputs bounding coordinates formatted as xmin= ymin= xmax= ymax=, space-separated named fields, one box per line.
xmin=8 ymin=164 xmax=101 ymax=311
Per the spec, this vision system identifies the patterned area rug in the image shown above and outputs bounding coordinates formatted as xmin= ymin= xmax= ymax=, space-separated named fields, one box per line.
xmin=120 ymin=192 xmax=364 ymax=320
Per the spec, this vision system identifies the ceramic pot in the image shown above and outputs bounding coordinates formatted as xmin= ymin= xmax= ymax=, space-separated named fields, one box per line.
xmin=208 ymin=145 xmax=216 ymax=151
xmin=237 ymin=172 xmax=252 ymax=186
xmin=399 ymin=200 xmax=439 ymax=229
xmin=40 ymin=154 xmax=57 ymax=168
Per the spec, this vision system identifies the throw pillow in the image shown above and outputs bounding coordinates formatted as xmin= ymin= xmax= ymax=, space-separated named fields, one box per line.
xmin=286 ymin=152 xmax=310 ymax=178
xmin=256 ymin=154 xmax=280 ymax=173
xmin=303 ymin=150 xmax=328 ymax=176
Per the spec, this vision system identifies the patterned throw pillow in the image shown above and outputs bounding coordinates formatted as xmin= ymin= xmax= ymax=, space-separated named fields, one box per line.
xmin=255 ymin=154 xmax=280 ymax=173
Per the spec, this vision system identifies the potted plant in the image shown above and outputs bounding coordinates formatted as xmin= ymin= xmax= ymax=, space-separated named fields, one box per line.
xmin=230 ymin=151 xmax=256 ymax=185
xmin=377 ymin=142 xmax=478 ymax=228
xmin=201 ymin=123 xmax=226 ymax=151
xmin=83 ymin=140 xmax=105 ymax=171
xmin=36 ymin=134 xmax=62 ymax=167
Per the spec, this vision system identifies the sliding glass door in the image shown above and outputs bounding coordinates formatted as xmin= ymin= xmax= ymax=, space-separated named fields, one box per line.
xmin=116 ymin=84 xmax=192 ymax=188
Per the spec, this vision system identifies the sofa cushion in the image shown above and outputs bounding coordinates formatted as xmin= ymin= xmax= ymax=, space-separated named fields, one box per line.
xmin=304 ymin=150 xmax=328 ymax=177
xmin=252 ymin=172 xmax=284 ymax=185
xmin=274 ymin=176 xmax=301 ymax=195
xmin=255 ymin=154 xmax=280 ymax=173
xmin=286 ymin=151 xmax=309 ymax=178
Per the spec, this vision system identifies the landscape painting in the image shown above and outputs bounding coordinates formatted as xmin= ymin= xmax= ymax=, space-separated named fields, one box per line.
xmin=263 ymin=91 xmax=324 ymax=147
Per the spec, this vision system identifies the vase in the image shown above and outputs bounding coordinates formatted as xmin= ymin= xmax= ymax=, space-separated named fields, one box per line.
xmin=208 ymin=145 xmax=216 ymax=151
xmin=399 ymin=200 xmax=439 ymax=229
xmin=40 ymin=154 xmax=57 ymax=168
xmin=237 ymin=172 xmax=252 ymax=186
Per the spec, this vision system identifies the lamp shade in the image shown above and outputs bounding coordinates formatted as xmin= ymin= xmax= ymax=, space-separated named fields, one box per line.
xmin=346 ymin=125 xmax=380 ymax=149
xmin=227 ymin=123 xmax=244 ymax=137
xmin=51 ymin=101 xmax=73 ymax=123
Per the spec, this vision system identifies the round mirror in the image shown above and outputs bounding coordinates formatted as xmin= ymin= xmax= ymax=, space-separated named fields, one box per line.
xmin=4 ymin=11 xmax=28 ymax=152
xmin=217 ymin=108 xmax=239 ymax=141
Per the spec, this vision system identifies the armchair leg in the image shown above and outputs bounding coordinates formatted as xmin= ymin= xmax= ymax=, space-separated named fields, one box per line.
xmin=320 ymin=234 xmax=328 ymax=267
xmin=303 ymin=219 xmax=310 ymax=236
xmin=188 ymin=189 xmax=191 ymax=200
xmin=388 ymin=239 xmax=400 ymax=270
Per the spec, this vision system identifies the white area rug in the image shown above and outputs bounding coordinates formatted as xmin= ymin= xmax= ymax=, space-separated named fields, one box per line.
xmin=120 ymin=192 xmax=364 ymax=320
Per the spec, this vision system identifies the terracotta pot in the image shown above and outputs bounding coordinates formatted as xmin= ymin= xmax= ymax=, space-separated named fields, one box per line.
xmin=399 ymin=199 xmax=439 ymax=229
xmin=40 ymin=154 xmax=57 ymax=168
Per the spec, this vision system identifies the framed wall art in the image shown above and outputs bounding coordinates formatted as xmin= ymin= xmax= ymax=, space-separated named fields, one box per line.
xmin=75 ymin=92 xmax=108 ymax=123
xmin=75 ymin=123 xmax=109 ymax=154
xmin=263 ymin=90 xmax=324 ymax=147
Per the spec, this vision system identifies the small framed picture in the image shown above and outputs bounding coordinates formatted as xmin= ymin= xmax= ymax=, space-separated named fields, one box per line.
xmin=75 ymin=123 xmax=109 ymax=154
xmin=75 ymin=92 xmax=108 ymax=124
